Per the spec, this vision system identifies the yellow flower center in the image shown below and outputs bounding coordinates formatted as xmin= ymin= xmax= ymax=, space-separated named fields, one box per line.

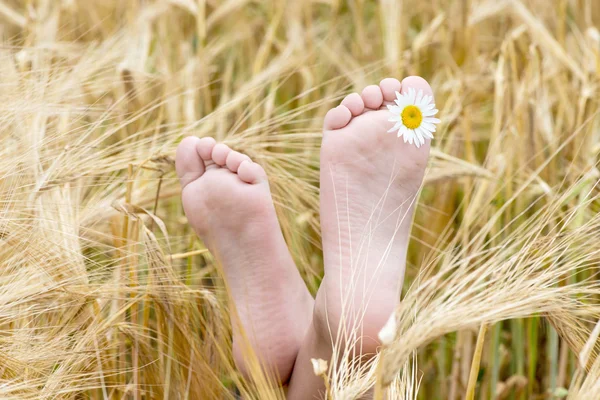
xmin=401 ymin=105 xmax=423 ymax=130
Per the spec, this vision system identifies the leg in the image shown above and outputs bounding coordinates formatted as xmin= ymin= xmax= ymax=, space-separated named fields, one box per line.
xmin=288 ymin=76 xmax=434 ymax=398
xmin=176 ymin=137 xmax=314 ymax=384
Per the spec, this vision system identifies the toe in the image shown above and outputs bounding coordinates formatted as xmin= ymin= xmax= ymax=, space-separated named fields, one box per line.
xmin=176 ymin=136 xmax=205 ymax=189
xmin=197 ymin=137 xmax=217 ymax=161
xmin=379 ymin=78 xmax=402 ymax=104
xmin=212 ymin=143 xmax=232 ymax=166
xmin=401 ymin=76 xmax=434 ymax=98
xmin=341 ymin=93 xmax=364 ymax=116
xmin=238 ymin=160 xmax=267 ymax=184
xmin=323 ymin=105 xmax=352 ymax=130
xmin=226 ymin=150 xmax=251 ymax=173
xmin=361 ymin=85 xmax=384 ymax=109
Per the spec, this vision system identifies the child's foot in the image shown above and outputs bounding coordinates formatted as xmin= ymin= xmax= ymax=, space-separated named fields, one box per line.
xmin=315 ymin=76 xmax=433 ymax=353
xmin=176 ymin=137 xmax=313 ymax=383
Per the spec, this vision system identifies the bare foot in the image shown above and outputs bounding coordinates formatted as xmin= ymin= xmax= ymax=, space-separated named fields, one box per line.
xmin=315 ymin=76 xmax=433 ymax=353
xmin=175 ymin=137 xmax=313 ymax=384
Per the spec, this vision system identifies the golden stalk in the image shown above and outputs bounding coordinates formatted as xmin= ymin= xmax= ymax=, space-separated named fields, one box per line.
xmin=465 ymin=324 xmax=488 ymax=400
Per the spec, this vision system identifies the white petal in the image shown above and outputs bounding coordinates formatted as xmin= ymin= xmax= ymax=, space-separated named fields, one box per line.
xmin=387 ymin=105 xmax=401 ymax=113
xmin=415 ymin=127 xmax=423 ymax=139
xmin=413 ymin=129 xmax=423 ymax=146
xmin=414 ymin=128 xmax=422 ymax=141
xmin=423 ymin=117 xmax=439 ymax=125
xmin=387 ymin=122 xmax=402 ymax=133
xmin=418 ymin=127 xmax=431 ymax=141
xmin=427 ymin=117 xmax=441 ymax=124
xmin=412 ymin=129 xmax=420 ymax=142
xmin=422 ymin=121 xmax=436 ymax=132
xmin=415 ymin=89 xmax=424 ymax=105
xmin=396 ymin=91 xmax=407 ymax=100
xmin=395 ymin=97 xmax=410 ymax=108
xmin=408 ymin=88 xmax=416 ymax=104
xmin=422 ymin=109 xmax=438 ymax=117
xmin=400 ymin=126 xmax=408 ymax=140
xmin=389 ymin=116 xmax=401 ymax=122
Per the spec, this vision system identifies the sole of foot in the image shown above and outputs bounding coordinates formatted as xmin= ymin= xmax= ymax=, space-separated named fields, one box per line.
xmin=315 ymin=76 xmax=433 ymax=354
xmin=176 ymin=137 xmax=313 ymax=384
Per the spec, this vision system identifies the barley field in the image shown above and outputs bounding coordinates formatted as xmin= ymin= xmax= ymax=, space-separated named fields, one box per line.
xmin=1 ymin=0 xmax=600 ymax=399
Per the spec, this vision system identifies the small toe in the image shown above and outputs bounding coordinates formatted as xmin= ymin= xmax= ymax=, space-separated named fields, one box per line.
xmin=323 ymin=105 xmax=352 ymax=130
xmin=226 ymin=150 xmax=251 ymax=173
xmin=341 ymin=93 xmax=364 ymax=116
xmin=212 ymin=143 xmax=232 ymax=166
xmin=361 ymin=85 xmax=384 ymax=109
xmin=238 ymin=160 xmax=267 ymax=184
xmin=401 ymin=76 xmax=434 ymax=98
xmin=176 ymin=136 xmax=205 ymax=189
xmin=197 ymin=137 xmax=217 ymax=161
xmin=379 ymin=78 xmax=402 ymax=103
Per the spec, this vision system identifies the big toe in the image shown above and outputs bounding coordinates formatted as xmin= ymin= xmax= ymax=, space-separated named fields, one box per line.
xmin=401 ymin=76 xmax=434 ymax=98
xmin=176 ymin=136 xmax=205 ymax=188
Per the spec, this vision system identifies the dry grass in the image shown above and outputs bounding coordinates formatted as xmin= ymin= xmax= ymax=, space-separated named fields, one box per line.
xmin=0 ymin=0 xmax=599 ymax=399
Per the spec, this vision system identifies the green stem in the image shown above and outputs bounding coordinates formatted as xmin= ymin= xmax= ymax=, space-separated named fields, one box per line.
xmin=527 ymin=317 xmax=539 ymax=398
xmin=548 ymin=326 xmax=559 ymax=398
xmin=490 ymin=323 xmax=501 ymax=399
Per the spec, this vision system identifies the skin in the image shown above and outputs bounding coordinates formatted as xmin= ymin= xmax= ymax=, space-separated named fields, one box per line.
xmin=287 ymin=76 xmax=433 ymax=399
xmin=176 ymin=76 xmax=435 ymax=398
xmin=175 ymin=137 xmax=314 ymax=384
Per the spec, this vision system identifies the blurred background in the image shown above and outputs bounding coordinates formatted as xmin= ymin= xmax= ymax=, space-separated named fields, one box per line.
xmin=0 ymin=0 xmax=599 ymax=399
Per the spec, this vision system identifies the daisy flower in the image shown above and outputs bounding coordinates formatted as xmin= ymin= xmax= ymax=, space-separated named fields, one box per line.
xmin=387 ymin=88 xmax=440 ymax=148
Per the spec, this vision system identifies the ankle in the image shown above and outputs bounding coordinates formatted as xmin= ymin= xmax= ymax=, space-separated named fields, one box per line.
xmin=233 ymin=337 xmax=300 ymax=385
xmin=313 ymin=288 xmax=397 ymax=357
